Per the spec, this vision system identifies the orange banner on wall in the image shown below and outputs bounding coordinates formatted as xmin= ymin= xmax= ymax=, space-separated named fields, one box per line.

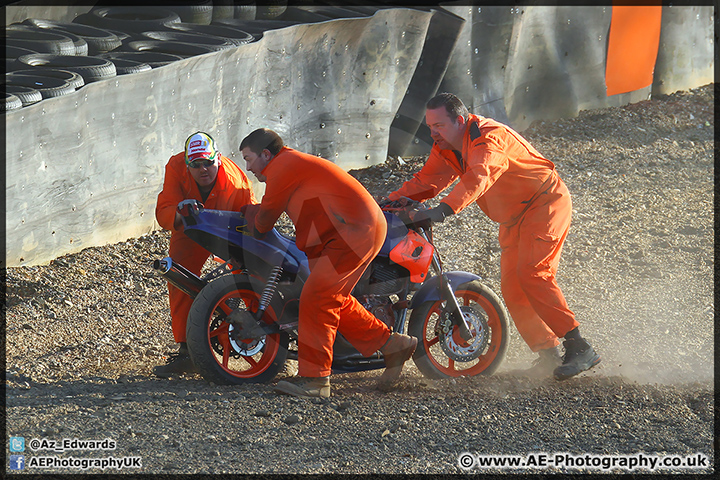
xmin=605 ymin=5 xmax=662 ymax=96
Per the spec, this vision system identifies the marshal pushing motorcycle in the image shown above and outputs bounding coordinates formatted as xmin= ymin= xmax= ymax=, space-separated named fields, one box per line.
xmin=153 ymin=195 xmax=510 ymax=386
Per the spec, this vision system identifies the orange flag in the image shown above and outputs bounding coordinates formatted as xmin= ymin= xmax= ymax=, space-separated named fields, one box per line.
xmin=605 ymin=4 xmax=663 ymax=96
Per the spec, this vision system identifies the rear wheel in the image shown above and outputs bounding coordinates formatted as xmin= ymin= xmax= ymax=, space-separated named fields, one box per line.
xmin=186 ymin=274 xmax=288 ymax=384
xmin=409 ymin=280 xmax=509 ymax=378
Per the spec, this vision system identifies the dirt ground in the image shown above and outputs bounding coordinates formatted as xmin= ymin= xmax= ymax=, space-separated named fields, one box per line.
xmin=4 ymin=83 xmax=714 ymax=475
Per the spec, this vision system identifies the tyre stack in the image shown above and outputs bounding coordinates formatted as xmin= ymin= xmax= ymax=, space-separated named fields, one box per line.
xmin=72 ymin=6 xmax=253 ymax=59
xmin=3 ymin=3 xmax=373 ymax=112
xmin=4 ymin=19 xmax=126 ymax=111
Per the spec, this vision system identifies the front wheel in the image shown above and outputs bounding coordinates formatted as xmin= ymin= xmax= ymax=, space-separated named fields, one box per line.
xmin=409 ymin=280 xmax=509 ymax=378
xmin=186 ymin=274 xmax=288 ymax=384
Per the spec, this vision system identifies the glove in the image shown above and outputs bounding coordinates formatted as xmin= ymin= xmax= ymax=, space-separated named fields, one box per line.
xmin=410 ymin=202 xmax=454 ymax=228
xmin=177 ymin=199 xmax=203 ymax=217
xmin=239 ymin=203 xmax=266 ymax=239
xmin=379 ymin=195 xmax=415 ymax=209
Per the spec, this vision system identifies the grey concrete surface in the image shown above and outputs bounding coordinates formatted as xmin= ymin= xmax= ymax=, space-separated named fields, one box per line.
xmin=652 ymin=5 xmax=715 ymax=95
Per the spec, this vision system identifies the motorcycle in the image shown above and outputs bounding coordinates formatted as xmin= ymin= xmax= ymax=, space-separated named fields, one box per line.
xmin=152 ymin=198 xmax=510 ymax=385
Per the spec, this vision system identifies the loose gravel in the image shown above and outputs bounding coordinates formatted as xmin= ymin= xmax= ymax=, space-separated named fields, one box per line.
xmin=4 ymin=83 xmax=714 ymax=475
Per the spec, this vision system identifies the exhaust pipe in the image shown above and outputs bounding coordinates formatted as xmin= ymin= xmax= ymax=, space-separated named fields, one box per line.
xmin=153 ymin=256 xmax=207 ymax=298
xmin=331 ymin=353 xmax=386 ymax=372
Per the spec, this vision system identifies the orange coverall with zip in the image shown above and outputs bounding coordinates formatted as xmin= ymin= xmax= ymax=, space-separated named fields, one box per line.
xmin=389 ymin=114 xmax=579 ymax=352
xmin=156 ymin=153 xmax=256 ymax=343
xmin=254 ymin=146 xmax=391 ymax=377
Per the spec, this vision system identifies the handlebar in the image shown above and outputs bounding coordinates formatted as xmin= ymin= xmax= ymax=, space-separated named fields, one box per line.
xmin=379 ymin=197 xmax=432 ymax=230
xmin=178 ymin=199 xmax=204 ymax=227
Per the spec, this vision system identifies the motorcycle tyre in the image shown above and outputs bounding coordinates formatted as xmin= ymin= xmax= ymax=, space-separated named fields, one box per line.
xmin=409 ymin=280 xmax=509 ymax=378
xmin=187 ymin=273 xmax=289 ymax=385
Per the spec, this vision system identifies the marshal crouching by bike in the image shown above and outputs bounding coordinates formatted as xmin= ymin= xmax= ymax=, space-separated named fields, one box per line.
xmin=239 ymin=128 xmax=418 ymax=397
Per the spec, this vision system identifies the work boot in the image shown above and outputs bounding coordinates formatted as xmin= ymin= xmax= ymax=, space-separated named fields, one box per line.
xmin=377 ymin=333 xmax=418 ymax=390
xmin=512 ymin=346 xmax=562 ymax=378
xmin=274 ymin=376 xmax=331 ymax=398
xmin=554 ymin=338 xmax=601 ymax=380
xmin=153 ymin=343 xmax=197 ymax=378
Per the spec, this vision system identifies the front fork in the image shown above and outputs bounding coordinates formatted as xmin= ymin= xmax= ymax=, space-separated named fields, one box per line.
xmin=421 ymin=228 xmax=473 ymax=341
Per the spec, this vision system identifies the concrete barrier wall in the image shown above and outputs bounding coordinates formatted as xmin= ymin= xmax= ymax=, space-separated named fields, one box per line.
xmin=4 ymin=3 xmax=714 ymax=267
xmin=5 ymin=7 xmax=435 ymax=266
xmin=409 ymin=4 xmax=714 ymax=150
xmin=652 ymin=5 xmax=715 ymax=95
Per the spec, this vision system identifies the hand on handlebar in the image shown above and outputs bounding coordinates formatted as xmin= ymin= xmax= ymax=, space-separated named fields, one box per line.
xmin=409 ymin=203 xmax=454 ymax=229
xmin=239 ymin=203 xmax=267 ymax=239
xmin=378 ymin=195 xmax=417 ymax=210
xmin=177 ymin=199 xmax=203 ymax=217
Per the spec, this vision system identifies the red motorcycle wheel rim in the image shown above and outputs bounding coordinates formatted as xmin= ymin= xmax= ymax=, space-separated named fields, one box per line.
xmin=207 ymin=287 xmax=281 ymax=378
xmin=421 ymin=288 xmax=502 ymax=377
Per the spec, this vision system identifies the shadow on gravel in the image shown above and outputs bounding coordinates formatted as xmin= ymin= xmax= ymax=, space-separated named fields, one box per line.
xmin=8 ymin=370 xmax=712 ymax=416
xmin=6 ymin=375 xmax=278 ymax=408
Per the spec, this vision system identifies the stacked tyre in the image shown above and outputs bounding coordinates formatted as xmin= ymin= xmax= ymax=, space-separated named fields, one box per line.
xmin=4 ymin=20 xmax=124 ymax=110
xmin=21 ymin=19 xmax=122 ymax=55
xmin=3 ymin=3 xmax=365 ymax=112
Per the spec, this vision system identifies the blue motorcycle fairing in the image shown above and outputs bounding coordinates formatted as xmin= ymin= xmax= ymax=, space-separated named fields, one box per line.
xmin=409 ymin=271 xmax=482 ymax=308
xmin=379 ymin=211 xmax=409 ymax=257
xmin=184 ymin=209 xmax=410 ymax=280
xmin=183 ymin=209 xmax=311 ymax=278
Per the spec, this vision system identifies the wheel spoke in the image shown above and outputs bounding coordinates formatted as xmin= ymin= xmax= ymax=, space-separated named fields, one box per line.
xmin=222 ymin=341 xmax=230 ymax=367
xmin=427 ymin=335 xmax=440 ymax=347
xmin=217 ymin=299 xmax=234 ymax=316
xmin=212 ymin=322 xmax=231 ymax=368
xmin=209 ymin=322 xmax=229 ymax=339
xmin=244 ymin=355 xmax=258 ymax=367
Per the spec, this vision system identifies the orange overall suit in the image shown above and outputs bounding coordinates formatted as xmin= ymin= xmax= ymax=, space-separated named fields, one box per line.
xmin=253 ymin=147 xmax=392 ymax=377
xmin=389 ymin=115 xmax=579 ymax=352
xmin=156 ymin=153 xmax=256 ymax=343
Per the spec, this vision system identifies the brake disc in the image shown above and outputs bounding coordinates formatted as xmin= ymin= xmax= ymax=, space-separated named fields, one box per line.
xmin=228 ymin=324 xmax=266 ymax=356
xmin=437 ymin=305 xmax=490 ymax=362
xmin=221 ymin=309 xmax=267 ymax=357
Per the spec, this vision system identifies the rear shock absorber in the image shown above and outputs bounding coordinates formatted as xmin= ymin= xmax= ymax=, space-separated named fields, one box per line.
xmin=256 ymin=266 xmax=283 ymax=319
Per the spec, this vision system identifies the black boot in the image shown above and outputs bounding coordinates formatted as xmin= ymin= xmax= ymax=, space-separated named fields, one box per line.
xmin=516 ymin=346 xmax=562 ymax=378
xmin=153 ymin=343 xmax=197 ymax=378
xmin=553 ymin=338 xmax=600 ymax=380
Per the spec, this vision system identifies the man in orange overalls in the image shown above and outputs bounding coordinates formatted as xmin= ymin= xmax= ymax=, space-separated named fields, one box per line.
xmin=386 ymin=93 xmax=600 ymax=380
xmin=239 ymin=128 xmax=417 ymax=397
xmin=154 ymin=132 xmax=256 ymax=377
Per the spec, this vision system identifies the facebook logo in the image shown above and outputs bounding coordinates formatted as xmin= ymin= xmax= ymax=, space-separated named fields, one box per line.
xmin=9 ymin=455 xmax=25 ymax=470
xmin=9 ymin=436 xmax=25 ymax=452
